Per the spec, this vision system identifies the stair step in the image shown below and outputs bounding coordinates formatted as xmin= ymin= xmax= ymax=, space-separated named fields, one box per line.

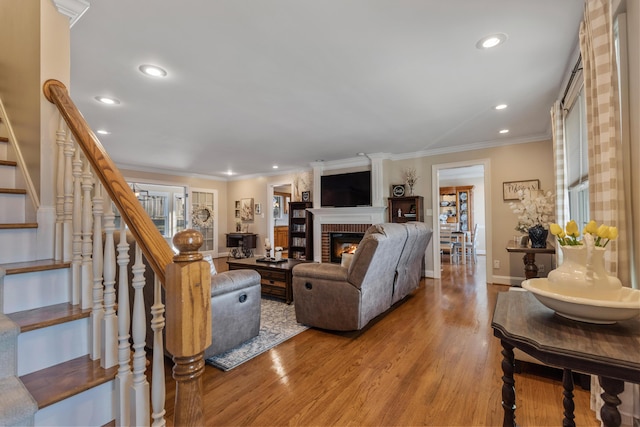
xmin=0 ymin=160 xmax=16 ymax=167
xmin=2 ymin=260 xmax=71 ymax=314
xmin=0 ymin=136 xmax=8 ymax=143
xmin=1 ymin=259 xmax=69 ymax=275
xmin=0 ymin=223 xmax=38 ymax=229
xmin=7 ymin=302 xmax=90 ymax=333
xmin=20 ymin=354 xmax=118 ymax=409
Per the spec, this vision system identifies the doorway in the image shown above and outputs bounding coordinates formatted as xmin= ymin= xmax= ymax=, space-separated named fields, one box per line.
xmin=431 ymin=159 xmax=493 ymax=283
xmin=268 ymin=183 xmax=292 ymax=256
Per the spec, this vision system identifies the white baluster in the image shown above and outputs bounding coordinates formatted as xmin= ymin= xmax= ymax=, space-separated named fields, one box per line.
xmin=81 ymin=160 xmax=94 ymax=309
xmin=90 ymin=182 xmax=104 ymax=360
xmin=151 ymin=275 xmax=166 ymax=426
xmin=116 ymin=220 xmax=132 ymax=426
xmin=62 ymin=131 xmax=73 ymax=262
xmin=71 ymin=146 xmax=82 ymax=305
xmin=131 ymin=245 xmax=150 ymax=425
xmin=101 ymin=194 xmax=118 ymax=368
xmin=54 ymin=117 xmax=66 ymax=261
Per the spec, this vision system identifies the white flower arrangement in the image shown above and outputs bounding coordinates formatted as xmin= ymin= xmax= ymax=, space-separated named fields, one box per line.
xmin=509 ymin=189 xmax=555 ymax=233
xmin=191 ymin=205 xmax=214 ymax=228
xmin=402 ymin=168 xmax=419 ymax=188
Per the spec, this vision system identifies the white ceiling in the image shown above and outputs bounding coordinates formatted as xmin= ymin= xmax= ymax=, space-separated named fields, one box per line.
xmin=69 ymin=0 xmax=584 ymax=180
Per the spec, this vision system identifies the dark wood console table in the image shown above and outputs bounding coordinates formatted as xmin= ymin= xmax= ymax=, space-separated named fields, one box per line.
xmin=225 ymin=233 xmax=257 ymax=258
xmin=492 ymin=291 xmax=640 ymax=427
xmin=506 ymin=242 xmax=555 ymax=279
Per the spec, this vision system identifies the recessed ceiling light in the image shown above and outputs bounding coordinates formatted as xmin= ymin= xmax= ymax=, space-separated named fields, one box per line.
xmin=139 ymin=64 xmax=167 ymax=77
xmin=476 ymin=33 xmax=508 ymax=49
xmin=95 ymin=96 xmax=120 ymax=105
xmin=494 ymin=104 xmax=508 ymax=110
xmin=357 ymin=152 xmax=365 ymax=156
xmin=226 ymin=170 xmax=234 ymax=176
xmin=499 ymin=129 xmax=510 ymax=134
xmin=272 ymin=165 xmax=279 ymax=169
xmin=96 ymin=129 xmax=111 ymax=135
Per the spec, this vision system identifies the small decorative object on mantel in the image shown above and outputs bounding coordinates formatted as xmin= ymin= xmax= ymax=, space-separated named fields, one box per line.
xmin=402 ymin=168 xmax=419 ymax=196
xmin=301 ymin=191 xmax=310 ymax=202
xmin=509 ymin=189 xmax=554 ymax=248
xmin=191 ymin=205 xmax=214 ymax=228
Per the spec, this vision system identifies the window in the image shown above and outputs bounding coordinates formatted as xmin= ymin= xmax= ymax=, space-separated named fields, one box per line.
xmin=564 ymin=75 xmax=589 ymax=229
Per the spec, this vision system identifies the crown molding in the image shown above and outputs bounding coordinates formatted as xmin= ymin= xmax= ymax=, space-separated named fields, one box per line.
xmin=390 ymin=133 xmax=551 ymax=161
xmin=52 ymin=0 xmax=90 ymax=27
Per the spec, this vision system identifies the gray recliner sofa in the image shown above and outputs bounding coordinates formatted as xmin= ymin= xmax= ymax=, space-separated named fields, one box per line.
xmin=291 ymin=222 xmax=432 ymax=331
xmin=117 ymin=232 xmax=261 ymax=358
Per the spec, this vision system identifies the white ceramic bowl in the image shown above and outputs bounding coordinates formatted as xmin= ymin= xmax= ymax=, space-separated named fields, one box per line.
xmin=521 ymin=278 xmax=640 ymax=324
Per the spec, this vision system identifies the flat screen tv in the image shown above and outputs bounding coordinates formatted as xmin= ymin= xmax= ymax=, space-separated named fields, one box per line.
xmin=320 ymin=171 xmax=372 ymax=207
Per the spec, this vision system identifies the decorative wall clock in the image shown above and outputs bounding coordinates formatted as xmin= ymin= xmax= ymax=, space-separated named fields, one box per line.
xmin=391 ymin=184 xmax=405 ymax=197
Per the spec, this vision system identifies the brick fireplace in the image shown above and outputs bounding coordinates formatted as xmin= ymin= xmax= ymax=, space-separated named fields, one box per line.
xmin=322 ymin=224 xmax=369 ymax=263
xmin=309 ymin=206 xmax=387 ymax=263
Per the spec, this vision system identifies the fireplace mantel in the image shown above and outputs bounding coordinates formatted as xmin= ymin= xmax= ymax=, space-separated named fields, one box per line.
xmin=308 ymin=206 xmax=387 ymax=224
xmin=309 ymin=206 xmax=387 ymax=261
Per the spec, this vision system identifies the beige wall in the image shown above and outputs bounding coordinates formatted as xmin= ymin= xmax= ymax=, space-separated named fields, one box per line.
xmin=0 ymin=0 xmax=69 ymax=203
xmin=0 ymin=0 xmax=42 ymax=195
xmin=386 ymin=139 xmax=555 ymax=281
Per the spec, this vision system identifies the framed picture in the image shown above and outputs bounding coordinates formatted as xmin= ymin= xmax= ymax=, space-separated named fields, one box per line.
xmin=503 ymin=179 xmax=540 ymax=201
xmin=240 ymin=198 xmax=254 ymax=221
xmin=255 ymin=203 xmax=262 ymax=215
xmin=302 ymin=191 xmax=310 ymax=202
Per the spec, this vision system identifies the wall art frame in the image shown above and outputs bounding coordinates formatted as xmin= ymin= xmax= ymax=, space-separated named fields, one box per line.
xmin=240 ymin=198 xmax=254 ymax=221
xmin=502 ymin=179 xmax=540 ymax=201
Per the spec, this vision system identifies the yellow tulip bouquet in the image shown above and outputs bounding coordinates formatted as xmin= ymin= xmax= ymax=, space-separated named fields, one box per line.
xmin=549 ymin=220 xmax=618 ymax=247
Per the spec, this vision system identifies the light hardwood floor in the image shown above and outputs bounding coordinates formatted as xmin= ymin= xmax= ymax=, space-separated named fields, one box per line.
xmin=162 ymin=257 xmax=599 ymax=426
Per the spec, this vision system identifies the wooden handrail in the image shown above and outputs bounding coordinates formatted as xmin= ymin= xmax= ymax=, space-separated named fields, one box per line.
xmin=43 ymin=79 xmax=173 ymax=283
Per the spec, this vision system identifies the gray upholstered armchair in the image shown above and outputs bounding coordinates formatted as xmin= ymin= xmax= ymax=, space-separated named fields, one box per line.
xmin=117 ymin=232 xmax=261 ymax=358
xmin=291 ymin=222 xmax=432 ymax=331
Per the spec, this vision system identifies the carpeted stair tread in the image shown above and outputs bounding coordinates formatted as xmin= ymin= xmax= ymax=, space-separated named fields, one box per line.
xmin=0 ymin=187 xmax=26 ymax=194
xmin=0 ymin=223 xmax=38 ymax=229
xmin=0 ymin=376 xmax=37 ymax=426
xmin=20 ymin=354 xmax=118 ymax=409
xmin=0 ymin=160 xmax=17 ymax=167
xmin=1 ymin=258 xmax=69 ymax=274
xmin=7 ymin=302 xmax=90 ymax=333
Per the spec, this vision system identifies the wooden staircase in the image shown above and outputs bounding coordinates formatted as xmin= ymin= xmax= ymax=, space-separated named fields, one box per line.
xmin=0 ymin=120 xmax=117 ymax=425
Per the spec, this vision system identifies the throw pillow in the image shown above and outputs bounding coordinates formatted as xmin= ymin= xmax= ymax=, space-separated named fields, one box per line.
xmin=202 ymin=254 xmax=217 ymax=276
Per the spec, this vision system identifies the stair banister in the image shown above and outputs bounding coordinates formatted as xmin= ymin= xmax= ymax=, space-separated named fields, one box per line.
xmin=43 ymin=79 xmax=211 ymax=426
xmin=43 ymin=79 xmax=173 ymax=283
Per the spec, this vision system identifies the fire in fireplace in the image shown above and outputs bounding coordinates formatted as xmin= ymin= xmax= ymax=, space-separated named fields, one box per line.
xmin=329 ymin=232 xmax=365 ymax=263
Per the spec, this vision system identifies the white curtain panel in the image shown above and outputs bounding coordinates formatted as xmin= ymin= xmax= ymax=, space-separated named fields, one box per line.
xmin=580 ymin=0 xmax=638 ymax=424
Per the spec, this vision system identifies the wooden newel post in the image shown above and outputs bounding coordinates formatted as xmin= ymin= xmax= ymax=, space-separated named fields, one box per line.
xmin=165 ymin=229 xmax=212 ymax=426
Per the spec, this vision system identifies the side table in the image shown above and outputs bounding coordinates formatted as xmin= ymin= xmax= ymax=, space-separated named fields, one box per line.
xmin=506 ymin=242 xmax=555 ymax=279
xmin=492 ymin=291 xmax=640 ymax=427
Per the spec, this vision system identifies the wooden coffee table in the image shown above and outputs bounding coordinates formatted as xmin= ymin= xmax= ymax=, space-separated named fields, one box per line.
xmin=226 ymin=257 xmax=315 ymax=304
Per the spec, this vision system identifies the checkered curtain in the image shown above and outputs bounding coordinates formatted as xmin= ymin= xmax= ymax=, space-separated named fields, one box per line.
xmin=580 ymin=0 xmax=630 ymax=284
xmin=550 ymin=101 xmax=569 ymax=263
xmin=580 ymin=1 xmax=638 ymax=424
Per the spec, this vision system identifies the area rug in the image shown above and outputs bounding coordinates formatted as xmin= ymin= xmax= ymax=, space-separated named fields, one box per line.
xmin=205 ymin=298 xmax=308 ymax=371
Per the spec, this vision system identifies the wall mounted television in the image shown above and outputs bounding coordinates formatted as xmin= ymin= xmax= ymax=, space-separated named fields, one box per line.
xmin=320 ymin=170 xmax=372 ymax=207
